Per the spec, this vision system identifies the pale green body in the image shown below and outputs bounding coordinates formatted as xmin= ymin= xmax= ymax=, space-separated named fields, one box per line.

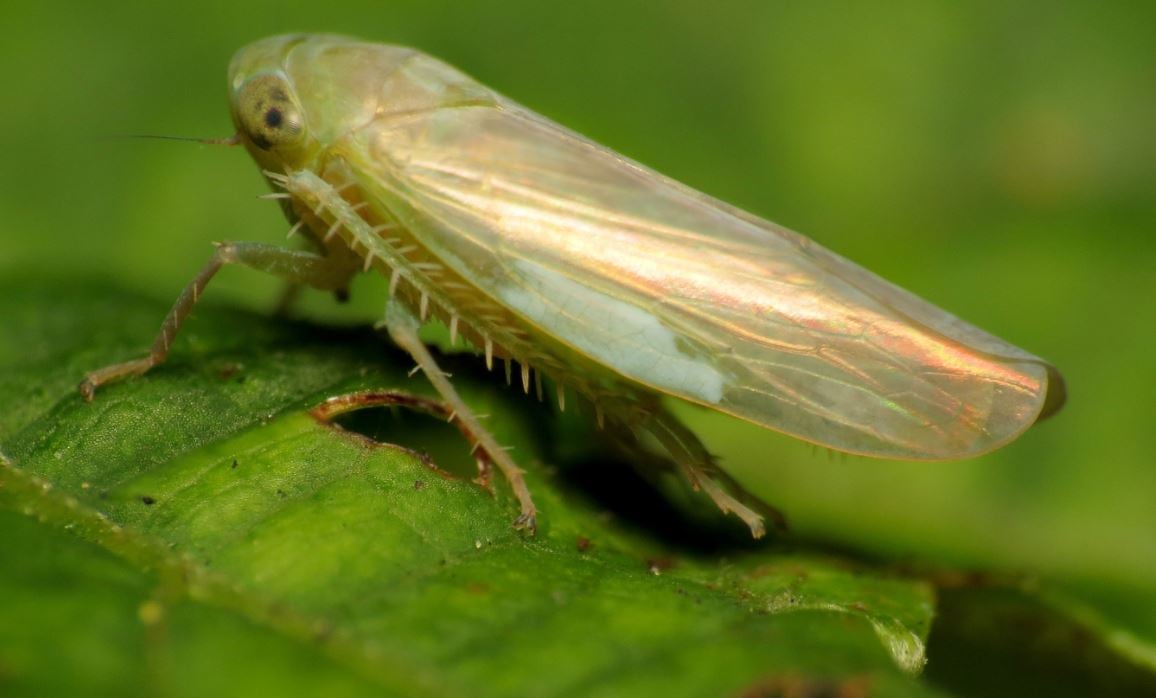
xmin=229 ymin=34 xmax=1064 ymax=461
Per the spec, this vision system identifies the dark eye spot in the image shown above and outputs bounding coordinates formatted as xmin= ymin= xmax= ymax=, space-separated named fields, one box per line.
xmin=264 ymin=107 xmax=283 ymax=128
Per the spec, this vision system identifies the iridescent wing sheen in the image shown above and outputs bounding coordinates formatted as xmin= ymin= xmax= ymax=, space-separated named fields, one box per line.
xmin=340 ymin=71 xmax=1063 ymax=460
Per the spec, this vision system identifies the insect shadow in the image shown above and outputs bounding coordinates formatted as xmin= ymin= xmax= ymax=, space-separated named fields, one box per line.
xmin=325 ymin=341 xmax=770 ymax=556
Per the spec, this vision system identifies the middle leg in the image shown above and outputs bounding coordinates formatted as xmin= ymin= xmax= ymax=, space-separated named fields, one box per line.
xmin=383 ymin=300 xmax=538 ymax=533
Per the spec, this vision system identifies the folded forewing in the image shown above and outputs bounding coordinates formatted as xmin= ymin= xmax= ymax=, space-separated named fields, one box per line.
xmin=345 ymin=96 xmax=1059 ymax=460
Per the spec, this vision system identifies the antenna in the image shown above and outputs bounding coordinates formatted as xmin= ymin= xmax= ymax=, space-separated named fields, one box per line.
xmin=121 ymin=133 xmax=241 ymax=146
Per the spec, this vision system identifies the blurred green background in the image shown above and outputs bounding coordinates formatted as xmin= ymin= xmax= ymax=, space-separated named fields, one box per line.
xmin=2 ymin=0 xmax=1153 ymax=607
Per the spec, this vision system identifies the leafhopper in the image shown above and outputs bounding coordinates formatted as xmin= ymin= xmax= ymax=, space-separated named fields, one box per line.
xmin=82 ymin=34 xmax=1066 ymax=537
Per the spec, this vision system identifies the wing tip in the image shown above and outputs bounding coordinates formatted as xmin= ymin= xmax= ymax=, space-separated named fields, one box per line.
xmin=1035 ymin=363 xmax=1067 ymax=423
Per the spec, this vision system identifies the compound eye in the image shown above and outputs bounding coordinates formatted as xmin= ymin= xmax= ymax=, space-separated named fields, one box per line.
xmin=235 ymin=74 xmax=304 ymax=151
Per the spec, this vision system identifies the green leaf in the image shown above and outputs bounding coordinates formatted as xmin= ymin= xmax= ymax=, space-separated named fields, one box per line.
xmin=0 ymin=278 xmax=936 ymax=697
xmin=924 ymin=579 xmax=1156 ymax=697
xmin=5 ymin=278 xmax=1156 ymax=697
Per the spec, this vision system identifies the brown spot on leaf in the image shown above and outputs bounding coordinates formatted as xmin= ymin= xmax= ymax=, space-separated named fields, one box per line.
xmin=464 ymin=581 xmax=491 ymax=595
xmin=216 ymin=363 xmax=242 ymax=380
xmin=737 ymin=674 xmax=872 ymax=698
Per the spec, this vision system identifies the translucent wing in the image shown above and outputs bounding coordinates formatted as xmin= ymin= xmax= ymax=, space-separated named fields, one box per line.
xmin=340 ymin=59 xmax=1064 ymax=460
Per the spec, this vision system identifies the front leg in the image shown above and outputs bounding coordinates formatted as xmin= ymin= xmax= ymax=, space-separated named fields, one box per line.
xmin=80 ymin=242 xmax=357 ymax=399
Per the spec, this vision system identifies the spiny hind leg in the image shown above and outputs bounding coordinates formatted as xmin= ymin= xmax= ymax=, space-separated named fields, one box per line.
xmin=383 ymin=300 xmax=537 ymax=534
xmin=80 ymin=242 xmax=357 ymax=400
xmin=642 ymin=407 xmax=786 ymax=538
